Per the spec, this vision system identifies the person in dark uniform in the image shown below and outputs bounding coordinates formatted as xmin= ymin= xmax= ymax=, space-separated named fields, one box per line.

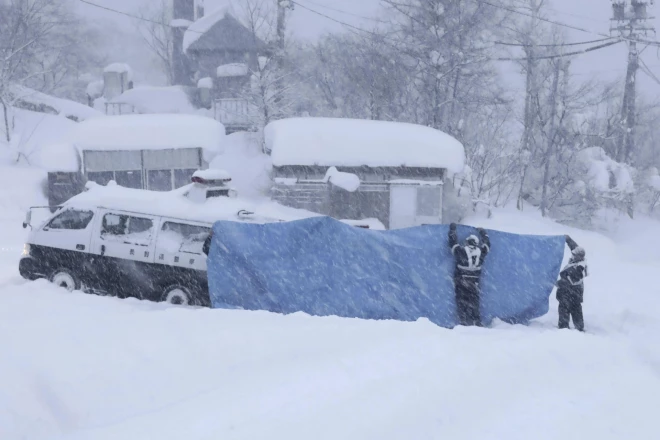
xmin=202 ymin=231 xmax=213 ymax=256
xmin=449 ymin=223 xmax=490 ymax=326
xmin=556 ymin=235 xmax=588 ymax=331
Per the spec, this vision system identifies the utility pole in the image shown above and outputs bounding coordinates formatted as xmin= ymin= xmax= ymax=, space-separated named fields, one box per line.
xmin=517 ymin=0 xmax=541 ymax=211
xmin=274 ymin=1 xmax=294 ymax=111
xmin=611 ymin=0 xmax=655 ymax=165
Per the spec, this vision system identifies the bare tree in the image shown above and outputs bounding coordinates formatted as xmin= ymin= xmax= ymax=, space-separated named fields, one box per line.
xmin=136 ymin=0 xmax=176 ymax=85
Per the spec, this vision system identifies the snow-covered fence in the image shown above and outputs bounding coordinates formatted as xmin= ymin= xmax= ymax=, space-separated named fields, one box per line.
xmin=213 ymin=98 xmax=253 ymax=129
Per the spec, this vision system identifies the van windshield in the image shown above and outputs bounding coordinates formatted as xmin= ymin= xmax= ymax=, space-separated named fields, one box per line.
xmin=47 ymin=209 xmax=94 ymax=230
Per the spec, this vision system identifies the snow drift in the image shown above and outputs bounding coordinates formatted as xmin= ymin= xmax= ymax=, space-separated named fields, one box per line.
xmin=207 ymin=217 xmax=565 ymax=327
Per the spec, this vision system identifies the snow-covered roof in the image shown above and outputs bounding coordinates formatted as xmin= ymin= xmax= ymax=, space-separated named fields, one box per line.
xmin=110 ymin=86 xmax=195 ymax=114
xmin=65 ymin=181 xmax=317 ymax=225
xmin=193 ymin=169 xmax=232 ymax=182
xmin=104 ymin=63 xmax=133 ymax=81
xmin=10 ymin=85 xmax=102 ymax=122
xmin=183 ymin=6 xmax=268 ymax=54
xmin=217 ymin=63 xmax=249 ymax=77
xmin=265 ymin=117 xmax=465 ymax=172
xmin=171 ymin=18 xmax=193 ymax=28
xmin=183 ymin=6 xmax=234 ymax=53
xmin=68 ymin=114 xmax=225 ymax=161
xmin=198 ymin=77 xmax=214 ymax=89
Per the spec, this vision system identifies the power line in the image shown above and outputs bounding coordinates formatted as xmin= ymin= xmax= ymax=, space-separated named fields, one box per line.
xmin=496 ymin=39 xmax=623 ymax=61
xmin=295 ymin=0 xmax=389 ymax=24
xmin=77 ymin=0 xmax=205 ymax=34
xmin=495 ymin=37 xmax=616 ymax=48
xmin=478 ymin=0 xmax=660 ymax=47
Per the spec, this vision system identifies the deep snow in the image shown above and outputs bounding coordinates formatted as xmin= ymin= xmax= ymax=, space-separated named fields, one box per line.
xmin=0 ymin=164 xmax=659 ymax=439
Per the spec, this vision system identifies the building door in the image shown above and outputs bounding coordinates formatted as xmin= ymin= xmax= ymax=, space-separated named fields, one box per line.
xmin=389 ymin=184 xmax=443 ymax=229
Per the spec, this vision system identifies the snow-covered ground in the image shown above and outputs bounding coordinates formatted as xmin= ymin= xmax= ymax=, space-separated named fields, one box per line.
xmin=1 ymin=176 xmax=659 ymax=439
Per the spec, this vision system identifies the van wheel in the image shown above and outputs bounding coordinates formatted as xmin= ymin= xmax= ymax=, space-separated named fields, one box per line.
xmin=161 ymin=285 xmax=193 ymax=306
xmin=49 ymin=268 xmax=80 ymax=292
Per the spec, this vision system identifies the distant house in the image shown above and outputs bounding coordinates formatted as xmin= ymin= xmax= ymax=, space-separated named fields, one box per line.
xmin=266 ymin=118 xmax=465 ymax=229
xmin=45 ymin=114 xmax=226 ymax=207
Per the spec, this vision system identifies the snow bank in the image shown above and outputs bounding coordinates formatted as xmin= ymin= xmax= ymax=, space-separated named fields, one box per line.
xmin=67 ymin=181 xmax=316 ymax=225
xmin=110 ymin=86 xmax=195 ymax=114
xmin=216 ymin=63 xmax=249 ymax=77
xmin=31 ymin=143 xmax=80 ymax=172
xmin=2 ymin=204 xmax=660 ymax=439
xmin=324 ymin=166 xmax=360 ymax=192
xmin=183 ymin=6 xmax=234 ymax=53
xmin=1 ymin=109 xmax=78 ymax=171
xmin=265 ymin=117 xmax=465 ymax=172
xmin=69 ymin=114 xmax=225 ymax=161
xmin=197 ymin=77 xmax=213 ymax=89
xmin=11 ymin=85 xmax=102 ymax=122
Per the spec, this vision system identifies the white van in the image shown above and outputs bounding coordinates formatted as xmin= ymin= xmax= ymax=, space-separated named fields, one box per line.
xmin=18 ymin=170 xmax=303 ymax=306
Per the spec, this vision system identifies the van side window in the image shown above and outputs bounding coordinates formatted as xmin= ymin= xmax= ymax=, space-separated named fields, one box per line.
xmin=47 ymin=209 xmax=94 ymax=230
xmin=159 ymin=222 xmax=211 ymax=254
xmin=101 ymin=213 xmax=154 ymax=245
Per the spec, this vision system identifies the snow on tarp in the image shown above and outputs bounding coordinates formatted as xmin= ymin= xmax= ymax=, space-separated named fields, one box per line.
xmin=183 ymin=6 xmax=234 ymax=53
xmin=207 ymin=218 xmax=565 ymax=328
xmin=217 ymin=63 xmax=249 ymax=77
xmin=68 ymin=114 xmax=225 ymax=162
xmin=110 ymin=86 xmax=195 ymax=114
xmin=265 ymin=117 xmax=465 ymax=172
xmin=65 ymin=181 xmax=318 ymax=225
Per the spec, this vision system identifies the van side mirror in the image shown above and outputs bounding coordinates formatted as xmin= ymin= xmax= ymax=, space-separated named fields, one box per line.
xmin=22 ymin=210 xmax=32 ymax=229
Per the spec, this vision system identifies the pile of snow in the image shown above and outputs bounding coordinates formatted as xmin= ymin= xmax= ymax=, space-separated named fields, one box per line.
xmin=30 ymin=143 xmax=80 ymax=173
xmin=170 ymin=18 xmax=192 ymax=28
xmin=324 ymin=166 xmax=360 ymax=192
xmin=110 ymin=86 xmax=195 ymax=114
xmin=2 ymin=205 xmax=660 ymax=439
xmin=209 ymin=131 xmax=272 ymax=197
xmin=578 ymin=147 xmax=634 ymax=194
xmin=10 ymin=85 xmax=102 ymax=122
xmin=217 ymin=63 xmax=249 ymax=77
xmin=0 ymin=108 xmax=77 ymax=170
xmin=265 ymin=117 xmax=465 ymax=172
xmin=197 ymin=77 xmax=214 ymax=89
xmin=68 ymin=114 xmax=226 ymax=162
xmin=103 ymin=63 xmax=133 ymax=81
xmin=69 ymin=181 xmax=316 ymax=225
xmin=85 ymin=80 xmax=104 ymax=99
xmin=183 ymin=6 xmax=235 ymax=53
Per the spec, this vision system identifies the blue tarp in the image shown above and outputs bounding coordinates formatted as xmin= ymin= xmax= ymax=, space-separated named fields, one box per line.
xmin=207 ymin=217 xmax=565 ymax=328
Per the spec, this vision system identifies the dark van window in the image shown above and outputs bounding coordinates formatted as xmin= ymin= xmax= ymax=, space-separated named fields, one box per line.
xmin=101 ymin=213 xmax=153 ymax=245
xmin=47 ymin=209 xmax=94 ymax=230
xmin=159 ymin=222 xmax=211 ymax=254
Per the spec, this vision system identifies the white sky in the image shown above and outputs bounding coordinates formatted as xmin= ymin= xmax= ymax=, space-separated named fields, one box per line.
xmin=76 ymin=0 xmax=660 ymax=96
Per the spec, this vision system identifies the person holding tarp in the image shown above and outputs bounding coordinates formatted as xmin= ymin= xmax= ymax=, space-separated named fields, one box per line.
xmin=449 ymin=223 xmax=490 ymax=326
xmin=556 ymin=235 xmax=588 ymax=332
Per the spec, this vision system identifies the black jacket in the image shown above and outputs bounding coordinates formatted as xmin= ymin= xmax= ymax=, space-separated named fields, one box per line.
xmin=449 ymin=226 xmax=490 ymax=280
xmin=556 ymin=237 xmax=587 ymax=302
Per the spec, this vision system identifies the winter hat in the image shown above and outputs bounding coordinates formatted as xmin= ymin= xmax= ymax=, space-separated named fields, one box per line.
xmin=465 ymin=235 xmax=480 ymax=247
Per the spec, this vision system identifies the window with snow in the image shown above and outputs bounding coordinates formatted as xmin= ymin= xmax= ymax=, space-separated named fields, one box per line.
xmin=159 ymin=222 xmax=210 ymax=255
xmin=47 ymin=209 xmax=94 ymax=230
xmin=416 ymin=186 xmax=441 ymax=217
xmin=101 ymin=213 xmax=154 ymax=246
